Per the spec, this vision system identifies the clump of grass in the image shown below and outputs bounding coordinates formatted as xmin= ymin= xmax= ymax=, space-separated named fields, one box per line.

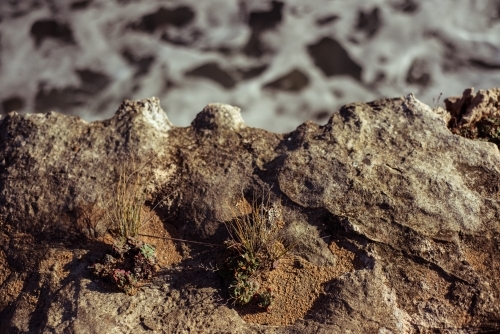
xmin=225 ymin=193 xmax=289 ymax=267
xmin=223 ymin=191 xmax=294 ymax=311
xmin=76 ymin=201 xmax=105 ymax=241
xmin=89 ymin=156 xmax=159 ymax=295
xmin=104 ymin=157 xmax=152 ymax=240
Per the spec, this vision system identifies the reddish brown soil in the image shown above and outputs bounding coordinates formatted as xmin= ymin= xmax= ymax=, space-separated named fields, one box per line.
xmin=236 ymin=242 xmax=361 ymax=326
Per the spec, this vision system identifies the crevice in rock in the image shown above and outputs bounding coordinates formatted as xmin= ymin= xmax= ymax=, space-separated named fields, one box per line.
xmin=122 ymin=49 xmax=156 ymax=78
xmin=35 ymin=68 xmax=111 ymax=114
xmin=390 ymin=0 xmax=419 ymax=13
xmin=406 ymin=58 xmax=432 ymax=87
xmin=316 ymin=15 xmax=339 ymax=26
xmin=1 ymin=96 xmax=24 ymax=114
xmin=468 ymin=58 xmax=500 ymax=70
xmin=70 ymin=0 xmax=92 ymax=10
xmin=238 ymin=64 xmax=269 ymax=80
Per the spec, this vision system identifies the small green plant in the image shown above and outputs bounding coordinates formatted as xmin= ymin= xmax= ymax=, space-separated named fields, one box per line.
xmin=90 ymin=237 xmax=157 ymax=295
xmin=90 ymin=156 xmax=161 ymax=294
xmin=222 ymin=190 xmax=293 ymax=310
xmin=255 ymin=287 xmax=274 ymax=311
xmin=224 ymin=250 xmax=261 ymax=305
xmin=225 ymin=192 xmax=289 ymax=268
xmin=111 ymin=269 xmax=138 ymax=296
xmin=139 ymin=243 xmax=156 ymax=260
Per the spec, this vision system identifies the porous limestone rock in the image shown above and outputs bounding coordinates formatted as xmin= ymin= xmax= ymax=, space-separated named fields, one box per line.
xmin=445 ymin=87 xmax=500 ymax=128
xmin=1 ymin=92 xmax=500 ymax=333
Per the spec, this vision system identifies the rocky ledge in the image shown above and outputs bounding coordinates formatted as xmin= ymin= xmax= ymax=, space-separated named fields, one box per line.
xmin=1 ymin=90 xmax=500 ymax=333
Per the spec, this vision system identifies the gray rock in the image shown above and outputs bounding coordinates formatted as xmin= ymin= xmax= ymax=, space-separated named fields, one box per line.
xmin=1 ymin=93 xmax=500 ymax=332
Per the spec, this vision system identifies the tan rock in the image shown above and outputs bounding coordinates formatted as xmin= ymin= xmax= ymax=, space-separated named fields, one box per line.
xmin=1 ymin=93 xmax=500 ymax=332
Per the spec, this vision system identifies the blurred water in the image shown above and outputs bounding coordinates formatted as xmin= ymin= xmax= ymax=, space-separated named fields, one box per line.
xmin=0 ymin=0 xmax=499 ymax=132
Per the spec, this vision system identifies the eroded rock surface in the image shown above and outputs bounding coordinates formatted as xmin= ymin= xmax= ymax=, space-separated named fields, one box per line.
xmin=445 ymin=87 xmax=500 ymax=126
xmin=1 ymin=93 xmax=500 ymax=332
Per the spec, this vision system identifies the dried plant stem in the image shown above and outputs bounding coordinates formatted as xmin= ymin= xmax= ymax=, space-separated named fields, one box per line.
xmin=137 ymin=233 xmax=221 ymax=247
xmin=225 ymin=190 xmax=293 ymax=269
xmin=104 ymin=157 xmax=152 ymax=240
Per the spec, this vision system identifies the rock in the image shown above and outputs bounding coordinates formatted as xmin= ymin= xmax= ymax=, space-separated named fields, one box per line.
xmin=191 ymin=103 xmax=246 ymax=131
xmin=1 ymin=93 xmax=500 ymax=332
xmin=445 ymin=87 xmax=500 ymax=126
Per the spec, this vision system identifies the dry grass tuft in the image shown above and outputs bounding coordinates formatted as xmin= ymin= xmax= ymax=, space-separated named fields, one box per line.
xmin=103 ymin=157 xmax=155 ymax=240
xmin=225 ymin=192 xmax=290 ymax=269
xmin=76 ymin=201 xmax=105 ymax=240
xmin=223 ymin=190 xmax=296 ymax=308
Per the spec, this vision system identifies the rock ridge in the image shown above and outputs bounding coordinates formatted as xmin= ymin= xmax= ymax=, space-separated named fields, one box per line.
xmin=1 ymin=92 xmax=500 ymax=332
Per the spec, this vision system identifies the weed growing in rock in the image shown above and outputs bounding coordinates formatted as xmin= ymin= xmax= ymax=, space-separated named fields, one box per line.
xmin=90 ymin=237 xmax=158 ymax=295
xmin=222 ymin=192 xmax=292 ymax=311
xmin=432 ymin=92 xmax=443 ymax=110
xmin=224 ymin=250 xmax=261 ymax=305
xmin=76 ymin=201 xmax=105 ymax=241
xmin=90 ymin=156 xmax=159 ymax=295
xmin=105 ymin=157 xmax=151 ymax=239
xmin=256 ymin=287 xmax=274 ymax=309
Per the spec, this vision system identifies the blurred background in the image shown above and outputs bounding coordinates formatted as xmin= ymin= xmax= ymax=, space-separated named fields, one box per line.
xmin=1 ymin=0 xmax=500 ymax=132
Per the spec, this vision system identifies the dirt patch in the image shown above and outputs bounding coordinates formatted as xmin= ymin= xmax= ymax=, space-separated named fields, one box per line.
xmin=236 ymin=241 xmax=358 ymax=326
xmin=39 ymin=249 xmax=74 ymax=281
xmin=138 ymin=207 xmax=183 ymax=268
xmin=462 ymin=246 xmax=489 ymax=274
xmin=0 ymin=248 xmax=10 ymax=286
xmin=96 ymin=206 xmax=183 ymax=268
xmin=415 ymin=267 xmax=471 ymax=327
xmin=0 ymin=276 xmax=24 ymax=310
